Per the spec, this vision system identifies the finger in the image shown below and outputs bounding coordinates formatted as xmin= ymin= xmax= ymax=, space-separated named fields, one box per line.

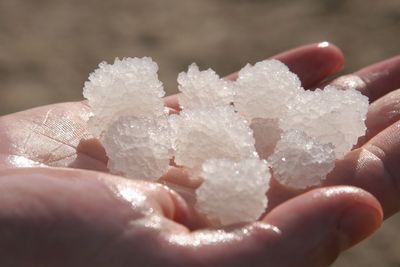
xmin=329 ymin=56 xmax=400 ymax=102
xmin=168 ymin=186 xmax=381 ymax=267
xmin=0 ymin=167 xmax=192 ymax=267
xmin=262 ymin=186 xmax=382 ymax=267
xmin=357 ymin=88 xmax=400 ymax=146
xmin=325 ymin=119 xmax=400 ymax=218
xmin=164 ymin=42 xmax=344 ymax=110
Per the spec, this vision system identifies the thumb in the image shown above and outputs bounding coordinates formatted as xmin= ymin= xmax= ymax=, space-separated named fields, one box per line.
xmin=262 ymin=186 xmax=383 ymax=267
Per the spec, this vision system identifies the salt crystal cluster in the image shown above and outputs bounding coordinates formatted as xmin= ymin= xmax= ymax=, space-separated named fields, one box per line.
xmin=177 ymin=63 xmax=234 ymax=109
xmin=83 ymin=57 xmax=166 ymax=137
xmin=102 ymin=116 xmax=173 ymax=180
xmin=170 ymin=64 xmax=270 ymax=224
xmin=83 ymin=57 xmax=172 ymax=180
xmin=234 ymin=60 xmax=302 ymax=120
xmin=83 ymin=56 xmax=368 ymax=225
xmin=196 ymin=158 xmax=270 ymax=225
xmin=233 ymin=60 xmax=368 ymax=188
xmin=171 ymin=106 xmax=257 ymax=178
xmin=281 ymin=86 xmax=368 ymax=157
xmin=268 ymin=130 xmax=335 ymax=189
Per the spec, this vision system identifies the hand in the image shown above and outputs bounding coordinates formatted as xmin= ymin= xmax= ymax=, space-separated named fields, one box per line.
xmin=0 ymin=42 xmax=395 ymax=267
xmin=265 ymin=52 xmax=400 ymax=219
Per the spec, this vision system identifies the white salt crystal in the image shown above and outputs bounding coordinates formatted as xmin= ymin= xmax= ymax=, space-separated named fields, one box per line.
xmin=82 ymin=56 xmax=369 ymax=225
xmin=250 ymin=118 xmax=282 ymax=159
xmin=172 ymin=106 xmax=257 ymax=178
xmin=281 ymin=85 xmax=369 ymax=157
xmin=268 ymin=130 xmax=336 ymax=189
xmin=234 ymin=59 xmax=302 ymax=120
xmin=196 ymin=158 xmax=270 ymax=225
xmin=101 ymin=115 xmax=173 ymax=181
xmin=178 ymin=63 xmax=234 ymax=109
xmin=83 ymin=57 xmax=166 ymax=137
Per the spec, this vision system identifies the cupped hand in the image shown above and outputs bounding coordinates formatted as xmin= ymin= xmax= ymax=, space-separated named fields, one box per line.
xmin=0 ymin=42 xmax=395 ymax=266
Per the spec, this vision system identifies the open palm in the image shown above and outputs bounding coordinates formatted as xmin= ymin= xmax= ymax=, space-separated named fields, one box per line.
xmin=0 ymin=42 xmax=399 ymax=266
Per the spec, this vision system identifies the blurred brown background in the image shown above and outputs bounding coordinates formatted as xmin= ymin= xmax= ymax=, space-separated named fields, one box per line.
xmin=0 ymin=0 xmax=399 ymax=266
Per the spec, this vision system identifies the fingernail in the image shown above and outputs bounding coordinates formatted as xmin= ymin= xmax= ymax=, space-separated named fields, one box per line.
xmin=338 ymin=205 xmax=382 ymax=250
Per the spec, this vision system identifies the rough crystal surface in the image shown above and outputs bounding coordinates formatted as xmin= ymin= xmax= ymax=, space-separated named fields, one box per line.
xmin=234 ymin=59 xmax=302 ymax=120
xmin=281 ymin=86 xmax=369 ymax=157
xmin=268 ymin=130 xmax=336 ymax=189
xmin=196 ymin=158 xmax=270 ymax=225
xmin=172 ymin=106 xmax=257 ymax=178
xmin=178 ymin=63 xmax=234 ymax=109
xmin=102 ymin=115 xmax=173 ymax=180
xmin=83 ymin=56 xmax=370 ymax=224
xmin=83 ymin=57 xmax=166 ymax=137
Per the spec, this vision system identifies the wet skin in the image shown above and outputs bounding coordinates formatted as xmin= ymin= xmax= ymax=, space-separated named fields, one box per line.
xmin=2 ymin=42 xmax=400 ymax=266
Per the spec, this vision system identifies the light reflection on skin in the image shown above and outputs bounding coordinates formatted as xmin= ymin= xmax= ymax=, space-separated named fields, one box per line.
xmin=118 ymin=184 xmax=147 ymax=204
xmin=168 ymin=229 xmax=242 ymax=247
xmin=323 ymin=187 xmax=360 ymax=198
xmin=129 ymin=214 xmax=164 ymax=229
xmin=6 ymin=155 xmax=44 ymax=167
xmin=331 ymin=75 xmax=366 ymax=91
xmin=317 ymin=41 xmax=330 ymax=48
xmin=100 ymin=176 xmax=156 ymax=217
xmin=167 ymin=223 xmax=281 ymax=247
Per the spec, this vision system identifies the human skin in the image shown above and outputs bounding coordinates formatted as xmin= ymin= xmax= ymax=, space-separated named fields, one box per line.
xmin=0 ymin=42 xmax=399 ymax=266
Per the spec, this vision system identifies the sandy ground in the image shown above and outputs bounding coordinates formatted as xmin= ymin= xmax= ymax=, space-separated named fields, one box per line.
xmin=0 ymin=0 xmax=399 ymax=266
